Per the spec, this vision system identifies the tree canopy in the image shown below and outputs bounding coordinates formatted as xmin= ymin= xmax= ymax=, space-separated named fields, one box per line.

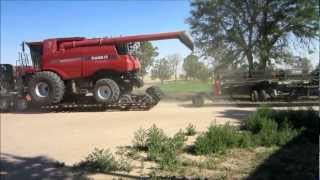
xmin=136 ymin=42 xmax=158 ymax=77
xmin=187 ymin=0 xmax=319 ymax=75
xmin=183 ymin=54 xmax=210 ymax=82
xmin=151 ymin=58 xmax=174 ymax=83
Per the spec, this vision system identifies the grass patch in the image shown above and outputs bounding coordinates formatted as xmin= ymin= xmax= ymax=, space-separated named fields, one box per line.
xmin=185 ymin=123 xmax=197 ymax=136
xmin=194 ymin=107 xmax=318 ymax=155
xmin=194 ymin=123 xmax=241 ymax=155
xmin=153 ymin=80 xmax=211 ymax=94
xmin=132 ymin=125 xmax=187 ymax=171
xmin=75 ymin=148 xmax=132 ymax=173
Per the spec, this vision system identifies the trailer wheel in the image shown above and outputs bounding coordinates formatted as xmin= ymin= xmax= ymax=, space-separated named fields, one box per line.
xmin=0 ymin=99 xmax=9 ymax=111
xmin=250 ymin=90 xmax=259 ymax=102
xmin=94 ymin=78 xmax=120 ymax=103
xmin=14 ymin=99 xmax=28 ymax=111
xmin=259 ymin=90 xmax=268 ymax=101
xmin=192 ymin=95 xmax=204 ymax=107
xmin=29 ymin=71 xmax=65 ymax=105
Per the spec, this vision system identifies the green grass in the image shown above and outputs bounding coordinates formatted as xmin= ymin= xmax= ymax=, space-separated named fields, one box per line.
xmin=152 ymin=80 xmax=211 ymax=94
xmin=75 ymin=148 xmax=132 ymax=173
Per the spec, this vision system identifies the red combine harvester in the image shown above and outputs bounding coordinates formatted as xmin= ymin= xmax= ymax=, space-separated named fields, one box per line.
xmin=0 ymin=31 xmax=194 ymax=111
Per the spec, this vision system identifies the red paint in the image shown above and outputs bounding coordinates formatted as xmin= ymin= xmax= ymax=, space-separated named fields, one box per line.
xmin=26 ymin=31 xmax=193 ymax=80
xmin=214 ymin=79 xmax=221 ymax=96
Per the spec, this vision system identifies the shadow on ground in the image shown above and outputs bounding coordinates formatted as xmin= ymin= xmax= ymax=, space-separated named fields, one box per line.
xmin=216 ymin=109 xmax=253 ymax=121
xmin=246 ymin=108 xmax=319 ymax=180
xmin=180 ymin=101 xmax=319 ymax=108
xmin=0 ymin=153 xmax=88 ymax=180
xmin=247 ymin=131 xmax=318 ymax=180
xmin=0 ymin=153 xmax=163 ymax=180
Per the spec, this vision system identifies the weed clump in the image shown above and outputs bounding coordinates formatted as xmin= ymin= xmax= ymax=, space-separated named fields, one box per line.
xmin=76 ymin=148 xmax=132 ymax=173
xmin=194 ymin=123 xmax=240 ymax=155
xmin=185 ymin=123 xmax=197 ymax=136
xmin=244 ymin=107 xmax=301 ymax=146
xmin=132 ymin=127 xmax=148 ymax=151
xmin=132 ymin=124 xmax=187 ymax=171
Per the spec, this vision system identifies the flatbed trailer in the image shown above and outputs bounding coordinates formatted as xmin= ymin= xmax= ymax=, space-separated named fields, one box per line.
xmin=192 ymin=70 xmax=319 ymax=107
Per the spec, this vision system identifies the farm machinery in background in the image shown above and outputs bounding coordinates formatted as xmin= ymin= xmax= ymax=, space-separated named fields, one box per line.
xmin=192 ymin=68 xmax=319 ymax=107
xmin=0 ymin=31 xmax=194 ymax=112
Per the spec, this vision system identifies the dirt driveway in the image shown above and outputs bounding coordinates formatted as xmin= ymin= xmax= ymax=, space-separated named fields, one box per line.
xmin=1 ymin=101 xmax=255 ymax=179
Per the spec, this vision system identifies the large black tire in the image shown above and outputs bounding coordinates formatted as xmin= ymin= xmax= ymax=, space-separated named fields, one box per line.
xmin=0 ymin=99 xmax=9 ymax=112
xmin=192 ymin=95 xmax=204 ymax=107
xmin=28 ymin=71 xmax=65 ymax=105
xmin=146 ymin=86 xmax=163 ymax=102
xmin=250 ymin=90 xmax=259 ymax=102
xmin=94 ymin=78 xmax=120 ymax=103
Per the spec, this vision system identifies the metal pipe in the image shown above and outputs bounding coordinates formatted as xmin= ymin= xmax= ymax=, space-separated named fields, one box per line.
xmin=59 ymin=31 xmax=194 ymax=51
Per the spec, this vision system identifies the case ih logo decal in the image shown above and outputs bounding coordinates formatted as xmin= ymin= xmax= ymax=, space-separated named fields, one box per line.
xmin=91 ymin=55 xmax=109 ymax=60
xmin=50 ymin=55 xmax=117 ymax=64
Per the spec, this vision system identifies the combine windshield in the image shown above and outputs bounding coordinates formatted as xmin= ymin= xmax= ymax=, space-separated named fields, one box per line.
xmin=26 ymin=43 xmax=43 ymax=68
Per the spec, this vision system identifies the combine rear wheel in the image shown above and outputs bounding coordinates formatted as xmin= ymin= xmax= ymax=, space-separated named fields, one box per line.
xmin=94 ymin=78 xmax=120 ymax=103
xmin=28 ymin=71 xmax=65 ymax=105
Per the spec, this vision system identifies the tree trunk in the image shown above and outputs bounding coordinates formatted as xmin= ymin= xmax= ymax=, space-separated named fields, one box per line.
xmin=175 ymin=71 xmax=177 ymax=81
xmin=246 ymin=50 xmax=254 ymax=77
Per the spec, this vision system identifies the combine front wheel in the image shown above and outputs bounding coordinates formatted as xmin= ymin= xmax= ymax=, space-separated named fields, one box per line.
xmin=94 ymin=78 xmax=120 ymax=103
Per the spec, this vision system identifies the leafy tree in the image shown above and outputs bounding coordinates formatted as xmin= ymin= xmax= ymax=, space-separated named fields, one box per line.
xmin=151 ymin=58 xmax=174 ymax=84
xmin=183 ymin=54 xmax=200 ymax=80
xmin=183 ymin=54 xmax=210 ymax=81
xmin=187 ymin=0 xmax=318 ymax=75
xmin=136 ymin=42 xmax=158 ymax=78
xmin=255 ymin=0 xmax=318 ymax=70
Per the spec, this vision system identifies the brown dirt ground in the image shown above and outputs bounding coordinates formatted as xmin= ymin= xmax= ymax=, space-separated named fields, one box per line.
xmin=1 ymin=101 xmax=255 ymax=179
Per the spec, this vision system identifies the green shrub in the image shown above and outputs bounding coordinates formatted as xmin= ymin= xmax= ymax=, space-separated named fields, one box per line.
xmin=77 ymin=148 xmax=132 ymax=173
xmin=146 ymin=125 xmax=168 ymax=161
xmin=276 ymin=119 xmax=300 ymax=145
xmin=244 ymin=107 xmax=305 ymax=146
xmin=132 ymin=127 xmax=148 ymax=150
xmin=237 ymin=131 xmax=253 ymax=148
xmin=244 ymin=106 xmax=274 ymax=133
xmin=185 ymin=123 xmax=197 ymax=136
xmin=134 ymin=125 xmax=187 ymax=171
xmin=157 ymin=140 xmax=181 ymax=171
xmin=77 ymin=148 xmax=118 ymax=172
xmin=194 ymin=123 xmax=239 ymax=155
xmin=172 ymin=130 xmax=187 ymax=150
xmin=252 ymin=117 xmax=279 ymax=146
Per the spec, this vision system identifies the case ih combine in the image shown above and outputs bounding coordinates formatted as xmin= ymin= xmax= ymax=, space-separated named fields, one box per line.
xmin=0 ymin=31 xmax=193 ymax=112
